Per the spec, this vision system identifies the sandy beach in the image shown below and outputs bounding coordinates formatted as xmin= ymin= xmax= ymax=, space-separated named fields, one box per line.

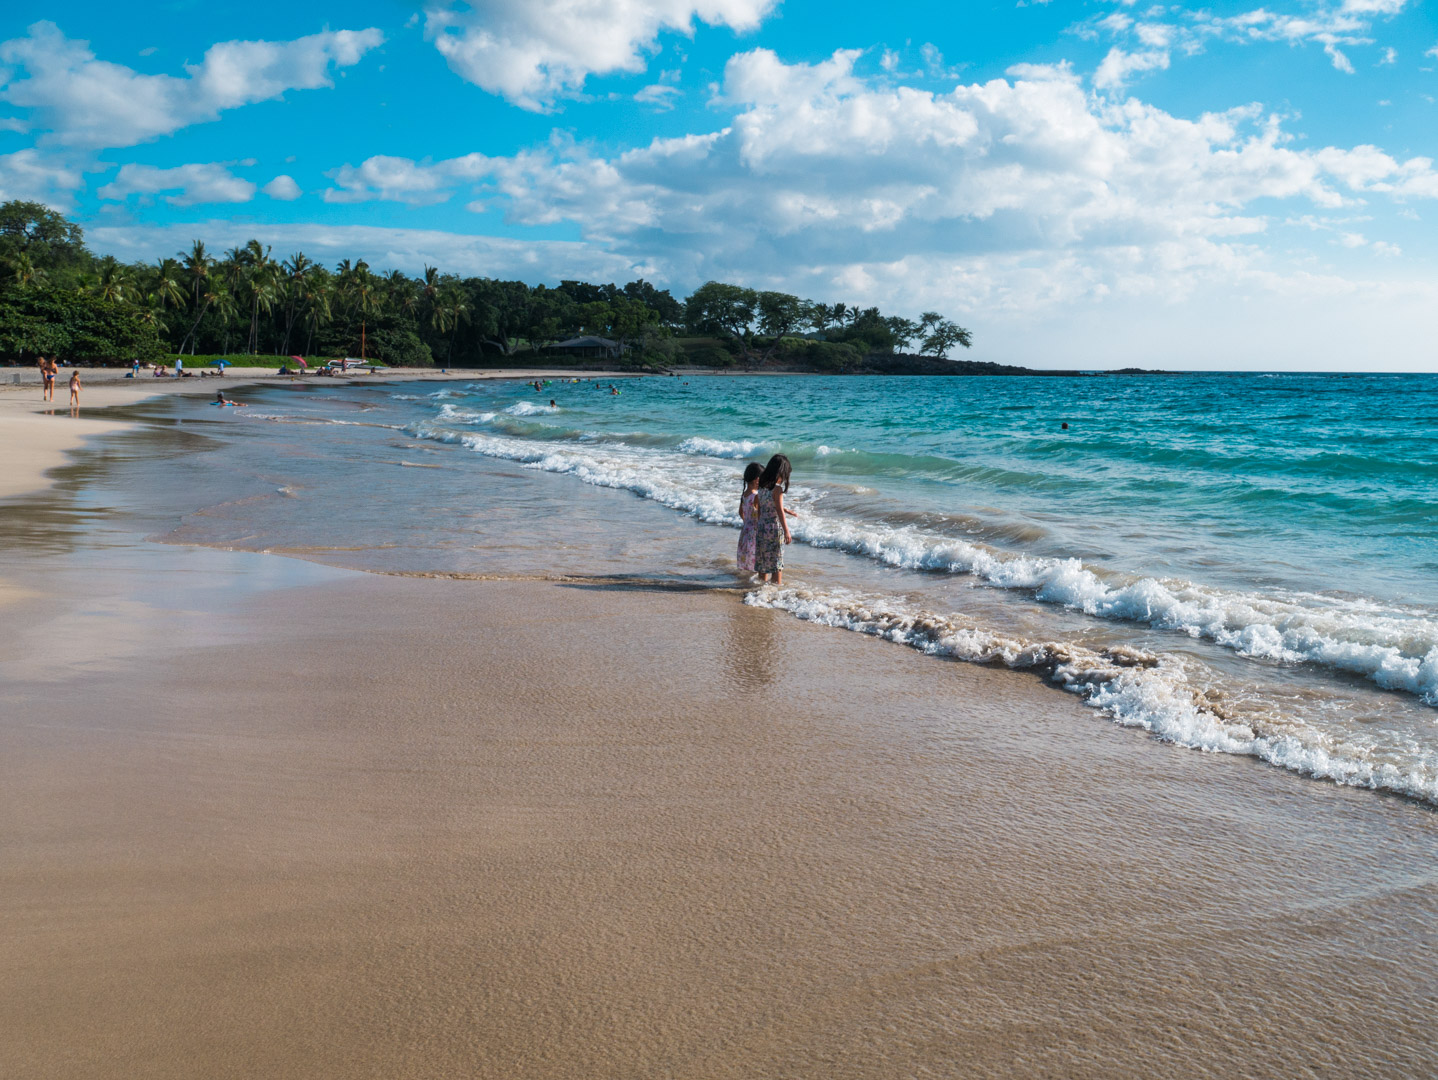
xmin=2 ymin=379 xmax=1436 ymax=1079
xmin=0 ymin=365 xmax=644 ymax=501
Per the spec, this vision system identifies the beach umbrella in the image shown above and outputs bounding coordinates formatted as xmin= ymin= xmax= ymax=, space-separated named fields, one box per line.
xmin=289 ymin=355 xmax=308 ymax=369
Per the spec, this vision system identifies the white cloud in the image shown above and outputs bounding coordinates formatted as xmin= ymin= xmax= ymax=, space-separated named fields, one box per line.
xmin=0 ymin=21 xmax=383 ymax=148
xmin=321 ymin=45 xmax=1438 ymax=368
xmin=634 ymin=83 xmax=682 ymax=109
xmin=324 ymin=153 xmax=492 ymax=204
xmin=97 ymin=162 xmax=257 ymax=206
xmin=262 ymin=174 xmax=302 ymax=200
xmin=328 ymin=48 xmax=1438 ymax=291
xmin=422 ymin=0 xmax=776 ymax=111
xmin=1094 ymin=45 xmax=1171 ymax=89
xmin=1081 ymin=1 xmax=1414 ymax=87
xmin=1379 ymin=46 xmax=1397 ymax=64
xmin=1341 ymin=0 xmax=1406 ymax=12
xmin=0 ymin=147 xmax=85 ymax=207
xmin=85 ymin=221 xmax=647 ymax=283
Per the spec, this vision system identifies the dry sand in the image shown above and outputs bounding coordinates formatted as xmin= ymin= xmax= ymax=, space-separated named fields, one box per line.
xmin=1 ymin=379 xmax=1436 ymax=1079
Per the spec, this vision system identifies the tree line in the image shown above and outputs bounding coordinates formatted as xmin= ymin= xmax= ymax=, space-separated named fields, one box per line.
xmin=0 ymin=200 xmax=971 ymax=369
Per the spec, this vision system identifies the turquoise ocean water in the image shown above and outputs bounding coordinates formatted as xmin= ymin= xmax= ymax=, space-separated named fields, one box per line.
xmin=151 ymin=372 xmax=1438 ymax=803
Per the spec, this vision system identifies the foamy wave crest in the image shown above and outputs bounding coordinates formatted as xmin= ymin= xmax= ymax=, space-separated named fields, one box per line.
xmin=815 ymin=445 xmax=845 ymax=456
xmin=409 ymin=423 xmax=742 ymax=525
xmin=436 ymin=404 xmax=496 ymax=424
xmin=775 ymin=520 xmax=1438 ymax=707
xmin=407 ymin=420 xmax=1438 ymax=705
xmin=748 ymin=585 xmax=1438 ymax=803
xmin=678 ymin=436 xmax=765 ymax=459
xmin=506 ymin=401 xmax=558 ymax=416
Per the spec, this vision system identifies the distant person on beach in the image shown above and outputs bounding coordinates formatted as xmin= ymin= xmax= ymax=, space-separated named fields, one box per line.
xmin=68 ymin=369 xmax=81 ymax=410
xmin=39 ymin=356 xmax=55 ymax=401
xmin=736 ymin=462 xmax=762 ymax=573
xmin=175 ymin=357 xmax=184 ymax=378
xmin=131 ymin=359 xmax=140 ymax=379
xmin=753 ymin=454 xmax=793 ymax=586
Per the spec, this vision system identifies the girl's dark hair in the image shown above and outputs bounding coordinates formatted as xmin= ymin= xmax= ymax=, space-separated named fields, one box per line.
xmin=758 ymin=453 xmax=791 ymax=493
xmin=742 ymin=462 xmax=762 ymax=488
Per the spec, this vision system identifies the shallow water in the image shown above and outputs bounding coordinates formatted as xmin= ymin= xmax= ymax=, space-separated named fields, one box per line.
xmin=111 ymin=372 xmax=1438 ymax=804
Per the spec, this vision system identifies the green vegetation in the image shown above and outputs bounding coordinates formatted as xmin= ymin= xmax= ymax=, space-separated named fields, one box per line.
xmin=0 ymin=201 xmax=971 ymax=369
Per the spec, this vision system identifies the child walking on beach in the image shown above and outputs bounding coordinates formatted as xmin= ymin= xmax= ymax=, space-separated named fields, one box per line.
xmin=736 ymin=462 xmax=762 ymax=572
xmin=68 ymin=368 xmax=81 ymax=411
xmin=753 ymin=454 xmax=793 ymax=585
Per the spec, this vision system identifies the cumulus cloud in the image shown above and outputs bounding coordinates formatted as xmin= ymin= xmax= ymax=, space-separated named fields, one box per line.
xmin=422 ymin=0 xmax=775 ymax=111
xmin=85 ymin=221 xmax=647 ymax=283
xmin=262 ymin=174 xmax=302 ymax=200
xmin=310 ymin=46 xmax=1438 ymax=340
xmin=324 ymin=153 xmax=492 ymax=204
xmin=0 ymin=147 xmax=85 ymax=207
xmin=97 ymin=162 xmax=257 ymax=206
xmin=0 ymin=21 xmax=383 ymax=148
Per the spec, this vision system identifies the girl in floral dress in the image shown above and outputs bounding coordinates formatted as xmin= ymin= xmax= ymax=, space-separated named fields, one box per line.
xmin=753 ymin=454 xmax=793 ymax=585
xmin=736 ymin=462 xmax=762 ymax=573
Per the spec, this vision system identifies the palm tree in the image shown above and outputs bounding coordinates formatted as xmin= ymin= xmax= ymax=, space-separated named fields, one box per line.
xmin=178 ymin=287 xmax=218 ymax=355
xmin=300 ymin=275 xmax=333 ymax=356
xmin=151 ymin=258 xmax=185 ymax=312
xmin=93 ymin=257 xmax=133 ymax=304
xmin=180 ymin=240 xmax=210 ymax=310
xmin=421 ymin=265 xmax=441 ymax=308
xmin=240 ymin=241 xmax=275 ymax=353
xmin=387 ymin=270 xmax=418 ymax=320
xmin=243 ymin=263 xmax=279 ymax=354
xmin=435 ymin=286 xmax=470 ymax=365
xmin=338 ymin=259 xmax=380 ymax=359
xmin=278 ymin=252 xmax=315 ymax=354
xmin=136 ymin=300 xmax=169 ymax=337
xmin=9 ymin=251 xmax=46 ymax=289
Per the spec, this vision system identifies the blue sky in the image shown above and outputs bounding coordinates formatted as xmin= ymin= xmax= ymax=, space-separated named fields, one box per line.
xmin=3 ymin=0 xmax=1437 ymax=369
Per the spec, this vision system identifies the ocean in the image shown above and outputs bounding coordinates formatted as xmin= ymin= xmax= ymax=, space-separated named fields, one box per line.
xmin=132 ymin=371 xmax=1438 ymax=804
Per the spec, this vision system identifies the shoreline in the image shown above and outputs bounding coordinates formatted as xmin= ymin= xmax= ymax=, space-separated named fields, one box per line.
xmin=3 ymin=372 xmax=1437 ymax=1077
xmin=4 ymin=527 xmax=1436 ymax=1077
xmin=0 ymin=365 xmax=651 ymax=503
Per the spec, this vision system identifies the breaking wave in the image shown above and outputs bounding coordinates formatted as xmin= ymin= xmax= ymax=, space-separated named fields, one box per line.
xmin=405 ymin=418 xmax=1438 ymax=707
xmin=748 ymin=585 xmax=1438 ymax=803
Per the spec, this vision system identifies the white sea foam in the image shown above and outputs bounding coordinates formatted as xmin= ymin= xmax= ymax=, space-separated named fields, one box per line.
xmin=436 ymin=404 xmax=496 ymax=424
xmin=678 ymin=436 xmax=765 ymax=459
xmin=814 ymin=445 xmax=845 ymax=456
xmin=407 ymin=419 xmax=1438 ymax=706
xmin=506 ymin=401 xmax=558 ymax=416
xmin=747 ymin=585 xmax=1438 ymax=803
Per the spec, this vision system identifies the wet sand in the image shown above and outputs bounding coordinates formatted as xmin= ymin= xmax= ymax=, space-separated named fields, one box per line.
xmin=2 ymin=390 xmax=1436 ymax=1078
xmin=0 ymin=365 xmax=646 ymax=500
